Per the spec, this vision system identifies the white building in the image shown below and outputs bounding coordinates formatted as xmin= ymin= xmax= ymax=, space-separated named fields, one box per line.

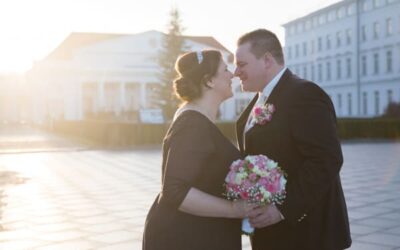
xmin=283 ymin=0 xmax=400 ymax=117
xmin=27 ymin=30 xmax=251 ymax=124
xmin=0 ymin=74 xmax=31 ymax=123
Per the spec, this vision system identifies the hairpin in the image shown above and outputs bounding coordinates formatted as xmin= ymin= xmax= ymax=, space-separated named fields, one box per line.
xmin=196 ymin=51 xmax=203 ymax=64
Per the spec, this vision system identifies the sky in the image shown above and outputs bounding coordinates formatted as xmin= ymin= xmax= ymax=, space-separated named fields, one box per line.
xmin=0 ymin=0 xmax=341 ymax=73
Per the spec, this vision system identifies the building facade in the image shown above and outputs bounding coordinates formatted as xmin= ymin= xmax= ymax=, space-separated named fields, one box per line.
xmin=27 ymin=30 xmax=252 ymax=124
xmin=283 ymin=0 xmax=400 ymax=117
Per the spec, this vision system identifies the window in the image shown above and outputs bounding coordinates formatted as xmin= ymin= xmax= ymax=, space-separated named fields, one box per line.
xmin=336 ymin=31 xmax=342 ymax=47
xmin=145 ymin=82 xmax=159 ymax=108
xmin=328 ymin=10 xmax=336 ymax=22
xmin=387 ymin=89 xmax=393 ymax=104
xmin=288 ymin=47 xmax=292 ymax=59
xmin=346 ymin=58 xmax=352 ymax=78
xmin=373 ymin=22 xmax=379 ymax=39
xmin=361 ymin=55 xmax=367 ymax=76
xmin=311 ymin=64 xmax=315 ymax=81
xmin=347 ymin=3 xmax=356 ymax=15
xmin=374 ymin=91 xmax=380 ymax=115
xmin=125 ymin=82 xmax=140 ymax=111
xmin=347 ymin=93 xmax=352 ymax=116
xmin=318 ymin=37 xmax=322 ymax=51
xmin=104 ymin=82 xmax=120 ymax=111
xmin=298 ymin=23 xmax=304 ymax=33
xmin=337 ymin=59 xmax=342 ymax=79
xmin=326 ymin=62 xmax=331 ymax=81
xmin=303 ymin=42 xmax=307 ymax=56
xmin=303 ymin=66 xmax=308 ymax=79
xmin=311 ymin=40 xmax=315 ymax=54
xmin=387 ymin=50 xmax=393 ymax=72
xmin=362 ymin=0 xmax=369 ymax=12
xmin=337 ymin=94 xmax=342 ymax=115
xmin=361 ymin=25 xmax=367 ymax=42
xmin=306 ymin=20 xmax=312 ymax=30
xmin=290 ymin=26 xmax=295 ymax=36
xmin=386 ymin=18 xmax=393 ymax=36
xmin=337 ymin=7 xmax=346 ymax=19
xmin=326 ymin=35 xmax=331 ymax=50
xmin=312 ymin=16 xmax=318 ymax=27
xmin=373 ymin=53 xmax=379 ymax=74
xmin=363 ymin=92 xmax=368 ymax=115
xmin=373 ymin=0 xmax=381 ymax=8
xmin=346 ymin=29 xmax=352 ymax=45
xmin=319 ymin=14 xmax=326 ymax=25
xmin=295 ymin=44 xmax=299 ymax=58
xmin=318 ymin=63 xmax=323 ymax=81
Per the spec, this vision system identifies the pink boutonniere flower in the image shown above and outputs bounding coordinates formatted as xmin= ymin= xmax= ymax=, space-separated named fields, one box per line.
xmin=252 ymin=103 xmax=276 ymax=125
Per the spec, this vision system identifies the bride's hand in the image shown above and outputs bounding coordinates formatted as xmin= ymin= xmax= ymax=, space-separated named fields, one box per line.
xmin=232 ymin=200 xmax=257 ymax=218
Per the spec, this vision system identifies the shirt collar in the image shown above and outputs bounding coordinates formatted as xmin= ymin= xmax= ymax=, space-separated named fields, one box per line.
xmin=259 ymin=67 xmax=287 ymax=100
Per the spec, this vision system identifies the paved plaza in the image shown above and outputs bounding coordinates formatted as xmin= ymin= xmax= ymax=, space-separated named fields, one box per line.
xmin=0 ymin=128 xmax=400 ymax=249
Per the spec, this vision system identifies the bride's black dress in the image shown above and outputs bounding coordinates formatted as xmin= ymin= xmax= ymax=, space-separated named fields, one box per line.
xmin=142 ymin=110 xmax=242 ymax=250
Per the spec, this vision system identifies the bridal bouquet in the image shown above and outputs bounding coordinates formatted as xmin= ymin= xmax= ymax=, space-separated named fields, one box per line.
xmin=224 ymin=154 xmax=287 ymax=235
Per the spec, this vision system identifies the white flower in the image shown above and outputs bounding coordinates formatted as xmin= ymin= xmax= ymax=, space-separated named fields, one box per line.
xmin=260 ymin=187 xmax=271 ymax=199
xmin=267 ymin=160 xmax=278 ymax=169
xmin=280 ymin=175 xmax=287 ymax=190
xmin=235 ymin=172 xmax=248 ymax=184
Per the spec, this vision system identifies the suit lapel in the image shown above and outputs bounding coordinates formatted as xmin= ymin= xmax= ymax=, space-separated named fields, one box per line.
xmin=263 ymin=68 xmax=292 ymax=106
xmin=236 ymin=93 xmax=258 ymax=154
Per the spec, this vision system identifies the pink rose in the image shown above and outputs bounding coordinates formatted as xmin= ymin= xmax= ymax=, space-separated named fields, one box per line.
xmin=266 ymin=180 xmax=281 ymax=193
xmin=254 ymin=107 xmax=262 ymax=116
xmin=267 ymin=104 xmax=276 ymax=113
xmin=225 ymin=171 xmax=236 ymax=184
xmin=259 ymin=177 xmax=269 ymax=187
xmin=243 ymin=180 xmax=253 ymax=189
xmin=240 ymin=191 xmax=249 ymax=200
xmin=249 ymin=173 xmax=258 ymax=181
xmin=247 ymin=163 xmax=254 ymax=170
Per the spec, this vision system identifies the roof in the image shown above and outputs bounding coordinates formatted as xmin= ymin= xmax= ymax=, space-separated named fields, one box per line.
xmin=45 ymin=30 xmax=231 ymax=61
xmin=282 ymin=0 xmax=348 ymax=27
xmin=182 ymin=35 xmax=231 ymax=53
xmin=45 ymin=32 xmax=126 ymax=60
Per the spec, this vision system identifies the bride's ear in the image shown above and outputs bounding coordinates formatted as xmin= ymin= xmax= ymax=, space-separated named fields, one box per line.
xmin=202 ymin=74 xmax=214 ymax=89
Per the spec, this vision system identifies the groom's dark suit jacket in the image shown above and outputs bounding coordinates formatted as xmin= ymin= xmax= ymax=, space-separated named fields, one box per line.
xmin=236 ymin=69 xmax=351 ymax=250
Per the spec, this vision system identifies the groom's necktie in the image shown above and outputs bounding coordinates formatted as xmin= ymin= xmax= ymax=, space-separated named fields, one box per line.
xmin=244 ymin=93 xmax=267 ymax=134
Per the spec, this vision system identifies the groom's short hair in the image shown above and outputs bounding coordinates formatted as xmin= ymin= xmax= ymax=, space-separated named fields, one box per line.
xmin=237 ymin=29 xmax=284 ymax=65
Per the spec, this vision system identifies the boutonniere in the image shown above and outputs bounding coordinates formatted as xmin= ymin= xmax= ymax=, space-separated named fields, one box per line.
xmin=252 ymin=103 xmax=276 ymax=125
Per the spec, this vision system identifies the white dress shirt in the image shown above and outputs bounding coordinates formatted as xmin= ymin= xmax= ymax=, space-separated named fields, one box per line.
xmin=244 ymin=67 xmax=287 ymax=134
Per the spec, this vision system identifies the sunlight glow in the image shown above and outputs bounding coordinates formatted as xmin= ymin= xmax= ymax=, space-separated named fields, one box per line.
xmin=0 ymin=0 xmax=340 ymax=73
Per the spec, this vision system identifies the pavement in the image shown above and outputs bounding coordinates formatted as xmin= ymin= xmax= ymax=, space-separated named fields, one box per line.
xmin=0 ymin=126 xmax=400 ymax=249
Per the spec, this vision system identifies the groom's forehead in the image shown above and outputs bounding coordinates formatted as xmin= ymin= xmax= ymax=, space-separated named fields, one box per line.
xmin=235 ymin=47 xmax=253 ymax=64
xmin=236 ymin=43 xmax=252 ymax=57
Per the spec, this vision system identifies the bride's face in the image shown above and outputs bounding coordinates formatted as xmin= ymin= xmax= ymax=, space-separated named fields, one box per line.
xmin=210 ymin=59 xmax=234 ymax=100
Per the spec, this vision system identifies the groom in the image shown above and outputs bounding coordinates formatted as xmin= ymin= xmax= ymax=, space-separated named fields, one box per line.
xmin=234 ymin=29 xmax=351 ymax=250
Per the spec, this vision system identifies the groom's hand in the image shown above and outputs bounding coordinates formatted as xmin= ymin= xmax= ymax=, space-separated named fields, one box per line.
xmin=248 ymin=204 xmax=283 ymax=228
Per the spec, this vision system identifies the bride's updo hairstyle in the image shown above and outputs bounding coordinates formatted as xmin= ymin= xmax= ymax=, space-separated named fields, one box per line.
xmin=173 ymin=50 xmax=222 ymax=102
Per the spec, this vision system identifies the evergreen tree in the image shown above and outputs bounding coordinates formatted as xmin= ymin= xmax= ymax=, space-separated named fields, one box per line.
xmin=156 ymin=7 xmax=186 ymax=121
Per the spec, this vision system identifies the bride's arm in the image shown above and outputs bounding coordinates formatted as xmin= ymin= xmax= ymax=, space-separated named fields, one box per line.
xmin=179 ymin=187 xmax=248 ymax=218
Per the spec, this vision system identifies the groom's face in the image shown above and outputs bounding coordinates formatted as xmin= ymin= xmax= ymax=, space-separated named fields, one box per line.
xmin=234 ymin=42 xmax=269 ymax=92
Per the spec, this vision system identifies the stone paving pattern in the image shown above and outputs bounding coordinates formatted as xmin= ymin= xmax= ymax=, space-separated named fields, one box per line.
xmin=0 ymin=140 xmax=400 ymax=249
